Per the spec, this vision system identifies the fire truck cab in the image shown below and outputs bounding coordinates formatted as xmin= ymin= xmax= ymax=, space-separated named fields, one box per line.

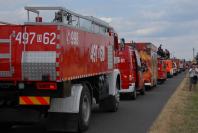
xmin=0 ymin=7 xmax=121 ymax=132
xmin=157 ymin=57 xmax=167 ymax=83
xmin=165 ymin=59 xmax=174 ymax=78
xmin=115 ymin=41 xmax=145 ymax=99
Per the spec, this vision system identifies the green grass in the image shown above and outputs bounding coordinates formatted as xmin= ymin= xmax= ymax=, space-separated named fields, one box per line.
xmin=171 ymin=84 xmax=198 ymax=133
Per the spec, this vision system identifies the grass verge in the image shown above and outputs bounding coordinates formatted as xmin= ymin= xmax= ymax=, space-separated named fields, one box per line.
xmin=149 ymin=74 xmax=198 ymax=133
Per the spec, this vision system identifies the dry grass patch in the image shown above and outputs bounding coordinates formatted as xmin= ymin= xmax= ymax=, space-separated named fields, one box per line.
xmin=149 ymin=76 xmax=192 ymax=133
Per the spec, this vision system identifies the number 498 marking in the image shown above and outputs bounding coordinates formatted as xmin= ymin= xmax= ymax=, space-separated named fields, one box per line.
xmin=15 ymin=32 xmax=56 ymax=45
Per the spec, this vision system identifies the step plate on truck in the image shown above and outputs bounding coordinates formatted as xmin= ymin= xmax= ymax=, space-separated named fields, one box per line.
xmin=19 ymin=96 xmax=50 ymax=105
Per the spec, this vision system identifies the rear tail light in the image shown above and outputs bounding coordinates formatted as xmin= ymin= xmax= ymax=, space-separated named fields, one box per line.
xmin=129 ymin=75 xmax=134 ymax=81
xmin=123 ymin=75 xmax=128 ymax=79
xmin=36 ymin=82 xmax=57 ymax=90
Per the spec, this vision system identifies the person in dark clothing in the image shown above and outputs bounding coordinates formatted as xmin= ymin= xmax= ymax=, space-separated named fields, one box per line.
xmin=189 ymin=65 xmax=198 ymax=91
xmin=165 ymin=49 xmax=170 ymax=59
xmin=157 ymin=44 xmax=165 ymax=57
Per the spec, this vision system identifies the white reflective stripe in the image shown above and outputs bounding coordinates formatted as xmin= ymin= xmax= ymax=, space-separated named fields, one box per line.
xmin=0 ymin=39 xmax=10 ymax=44
xmin=0 ymin=54 xmax=11 ymax=59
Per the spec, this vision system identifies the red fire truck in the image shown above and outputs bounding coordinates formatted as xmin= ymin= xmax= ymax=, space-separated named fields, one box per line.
xmin=179 ymin=59 xmax=185 ymax=72
xmin=115 ymin=41 xmax=145 ymax=99
xmin=0 ymin=7 xmax=121 ymax=132
xmin=134 ymin=43 xmax=158 ymax=89
xmin=172 ymin=58 xmax=180 ymax=74
xmin=171 ymin=59 xmax=178 ymax=76
xmin=165 ymin=59 xmax=174 ymax=78
xmin=157 ymin=57 xmax=167 ymax=83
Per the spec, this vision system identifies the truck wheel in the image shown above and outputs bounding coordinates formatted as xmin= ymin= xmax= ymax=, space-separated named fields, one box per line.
xmin=140 ymin=87 xmax=145 ymax=95
xmin=46 ymin=85 xmax=91 ymax=132
xmin=145 ymin=86 xmax=151 ymax=91
xmin=110 ymin=84 xmax=120 ymax=112
xmin=131 ymin=89 xmax=137 ymax=100
xmin=78 ymin=85 xmax=91 ymax=132
xmin=99 ymin=81 xmax=120 ymax=112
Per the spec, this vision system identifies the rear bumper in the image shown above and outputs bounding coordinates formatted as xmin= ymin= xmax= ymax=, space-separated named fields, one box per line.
xmin=158 ymin=77 xmax=166 ymax=80
xmin=119 ymin=83 xmax=135 ymax=93
xmin=144 ymin=83 xmax=151 ymax=86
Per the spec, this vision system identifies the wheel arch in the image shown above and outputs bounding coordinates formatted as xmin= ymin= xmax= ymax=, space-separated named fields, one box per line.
xmin=107 ymin=69 xmax=121 ymax=96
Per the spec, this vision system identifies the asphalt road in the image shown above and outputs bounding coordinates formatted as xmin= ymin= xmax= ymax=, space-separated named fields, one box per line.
xmin=5 ymin=72 xmax=185 ymax=133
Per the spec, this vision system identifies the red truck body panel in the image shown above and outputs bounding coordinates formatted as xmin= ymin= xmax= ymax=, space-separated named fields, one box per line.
xmin=115 ymin=44 xmax=144 ymax=92
xmin=115 ymin=45 xmax=134 ymax=89
xmin=0 ymin=24 xmax=114 ymax=82
xmin=0 ymin=25 xmax=58 ymax=82
xmin=157 ymin=58 xmax=167 ymax=81
xmin=165 ymin=59 xmax=174 ymax=77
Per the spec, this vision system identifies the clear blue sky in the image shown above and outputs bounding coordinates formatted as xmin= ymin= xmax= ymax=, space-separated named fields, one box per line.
xmin=1 ymin=0 xmax=198 ymax=60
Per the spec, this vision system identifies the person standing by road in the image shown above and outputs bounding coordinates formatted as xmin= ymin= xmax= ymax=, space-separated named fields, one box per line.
xmin=189 ymin=65 xmax=198 ymax=91
xmin=196 ymin=65 xmax=198 ymax=83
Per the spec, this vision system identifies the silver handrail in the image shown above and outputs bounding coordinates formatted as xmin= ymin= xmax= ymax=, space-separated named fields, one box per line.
xmin=0 ymin=21 xmax=15 ymax=25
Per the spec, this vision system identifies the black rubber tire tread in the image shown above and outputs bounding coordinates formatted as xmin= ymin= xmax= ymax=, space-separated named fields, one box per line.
xmin=140 ymin=86 xmax=146 ymax=95
xmin=131 ymin=89 xmax=137 ymax=100
xmin=99 ymin=79 xmax=119 ymax=112
xmin=78 ymin=85 xmax=91 ymax=132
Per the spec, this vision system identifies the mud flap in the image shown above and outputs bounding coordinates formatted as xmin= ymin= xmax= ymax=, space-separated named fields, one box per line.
xmin=107 ymin=69 xmax=120 ymax=96
xmin=48 ymin=84 xmax=83 ymax=113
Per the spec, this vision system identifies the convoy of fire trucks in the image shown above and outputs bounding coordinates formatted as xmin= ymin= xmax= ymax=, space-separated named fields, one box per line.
xmin=0 ymin=6 xmax=186 ymax=132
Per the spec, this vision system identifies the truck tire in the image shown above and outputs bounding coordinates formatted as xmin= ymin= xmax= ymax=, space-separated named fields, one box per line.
xmin=130 ymin=89 xmax=137 ymax=100
xmin=99 ymin=81 xmax=119 ymax=112
xmin=145 ymin=86 xmax=151 ymax=91
xmin=140 ymin=86 xmax=145 ymax=95
xmin=78 ymin=85 xmax=91 ymax=132
xmin=46 ymin=85 xmax=91 ymax=132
